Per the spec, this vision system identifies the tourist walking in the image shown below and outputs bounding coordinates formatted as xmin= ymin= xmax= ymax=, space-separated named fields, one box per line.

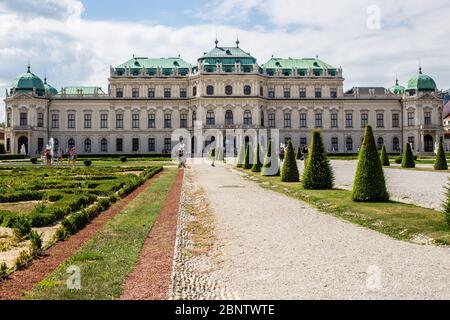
xmin=56 ymin=148 xmax=63 ymax=165
xmin=279 ymin=146 xmax=285 ymax=164
xmin=302 ymin=145 xmax=309 ymax=162
xmin=178 ymin=147 xmax=186 ymax=168
xmin=44 ymin=148 xmax=52 ymax=166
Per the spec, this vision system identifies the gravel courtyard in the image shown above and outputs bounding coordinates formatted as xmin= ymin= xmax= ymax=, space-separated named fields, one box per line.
xmin=185 ymin=161 xmax=450 ymax=300
xmin=296 ymin=160 xmax=450 ymax=210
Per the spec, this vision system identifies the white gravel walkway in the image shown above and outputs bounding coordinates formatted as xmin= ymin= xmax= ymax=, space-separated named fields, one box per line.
xmin=296 ymin=160 xmax=450 ymax=210
xmin=192 ymin=161 xmax=450 ymax=300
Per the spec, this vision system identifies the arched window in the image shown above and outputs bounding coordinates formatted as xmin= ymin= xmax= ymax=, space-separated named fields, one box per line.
xmin=225 ymin=110 xmax=234 ymax=126
xmin=225 ymin=85 xmax=233 ymax=95
xmin=101 ymin=138 xmax=108 ymax=153
xmin=206 ymin=85 xmax=214 ymax=95
xmin=377 ymin=137 xmax=384 ymax=150
xmin=393 ymin=137 xmax=400 ymax=152
xmin=193 ymin=86 xmax=197 ymax=97
xmin=84 ymin=139 xmax=92 ymax=153
xmin=244 ymin=111 xmax=252 ymax=126
xmin=244 ymin=85 xmax=251 ymax=95
xmin=206 ymin=110 xmax=215 ymax=125
xmin=68 ymin=138 xmax=75 ymax=149
xmin=192 ymin=110 xmax=197 ymax=127
xmin=346 ymin=137 xmax=353 ymax=151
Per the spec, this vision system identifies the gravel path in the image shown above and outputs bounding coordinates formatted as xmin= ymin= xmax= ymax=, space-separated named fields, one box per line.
xmin=296 ymin=160 xmax=450 ymax=210
xmin=191 ymin=162 xmax=450 ymax=300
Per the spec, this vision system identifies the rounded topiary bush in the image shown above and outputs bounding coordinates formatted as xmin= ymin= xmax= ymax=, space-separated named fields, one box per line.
xmin=243 ymin=144 xmax=252 ymax=170
xmin=434 ymin=143 xmax=448 ymax=171
xmin=380 ymin=145 xmax=390 ymax=167
xmin=261 ymin=140 xmax=280 ymax=176
xmin=302 ymin=130 xmax=333 ymax=190
xmin=30 ymin=158 xmax=38 ymax=164
xmin=251 ymin=144 xmax=262 ymax=172
xmin=120 ymin=156 xmax=128 ymax=163
xmin=83 ymin=160 xmax=92 ymax=167
xmin=395 ymin=156 xmax=402 ymax=164
xmin=402 ymin=143 xmax=415 ymax=168
xmin=281 ymin=140 xmax=299 ymax=182
xmin=352 ymin=125 xmax=389 ymax=202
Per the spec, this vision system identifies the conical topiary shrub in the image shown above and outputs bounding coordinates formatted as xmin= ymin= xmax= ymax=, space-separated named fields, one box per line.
xmin=302 ymin=130 xmax=333 ymax=190
xmin=296 ymin=147 xmax=302 ymax=160
xmin=281 ymin=140 xmax=299 ymax=182
xmin=444 ymin=183 xmax=450 ymax=228
xmin=236 ymin=144 xmax=245 ymax=168
xmin=380 ymin=145 xmax=390 ymax=167
xmin=244 ymin=144 xmax=252 ymax=169
xmin=434 ymin=143 xmax=448 ymax=170
xmin=262 ymin=140 xmax=280 ymax=176
xmin=352 ymin=125 xmax=389 ymax=202
xmin=251 ymin=143 xmax=262 ymax=172
xmin=401 ymin=143 xmax=415 ymax=168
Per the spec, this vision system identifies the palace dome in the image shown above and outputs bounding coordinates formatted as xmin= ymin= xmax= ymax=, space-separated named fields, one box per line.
xmin=44 ymin=78 xmax=58 ymax=96
xmin=389 ymin=78 xmax=405 ymax=95
xmin=406 ymin=68 xmax=437 ymax=92
xmin=11 ymin=66 xmax=45 ymax=95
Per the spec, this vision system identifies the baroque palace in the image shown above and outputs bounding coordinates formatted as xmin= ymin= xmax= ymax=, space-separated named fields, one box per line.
xmin=3 ymin=40 xmax=444 ymax=156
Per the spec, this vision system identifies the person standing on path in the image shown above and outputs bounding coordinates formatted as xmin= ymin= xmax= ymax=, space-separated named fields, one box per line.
xmin=279 ymin=146 xmax=285 ymax=165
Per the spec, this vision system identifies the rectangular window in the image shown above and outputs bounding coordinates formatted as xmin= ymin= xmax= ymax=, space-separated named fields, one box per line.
xmin=132 ymin=138 xmax=139 ymax=152
xmin=377 ymin=113 xmax=384 ymax=128
xmin=84 ymin=114 xmax=92 ymax=129
xmin=315 ymin=113 xmax=322 ymax=128
xmin=268 ymin=88 xmax=275 ymax=98
xmin=116 ymin=88 xmax=123 ymax=98
xmin=331 ymin=137 xmax=339 ymax=152
xmin=164 ymin=138 xmax=171 ymax=152
xmin=148 ymin=138 xmax=156 ymax=152
xmin=330 ymin=88 xmax=337 ymax=98
xmin=345 ymin=113 xmax=353 ymax=128
xmin=331 ymin=113 xmax=338 ymax=128
xmin=132 ymin=113 xmax=140 ymax=129
xmin=116 ymin=138 xmax=123 ymax=152
xmin=408 ymin=112 xmax=415 ymax=126
xmin=68 ymin=114 xmax=76 ymax=129
xmin=315 ymin=88 xmax=322 ymax=98
xmin=148 ymin=88 xmax=155 ymax=98
xmin=148 ymin=114 xmax=156 ymax=128
xmin=283 ymin=87 xmax=291 ymax=98
xmin=299 ymin=88 xmax=306 ymax=98
xmin=100 ymin=114 xmax=108 ymax=129
xmin=132 ymin=88 xmax=140 ymax=98
xmin=392 ymin=113 xmax=400 ymax=128
xmin=37 ymin=113 xmax=44 ymax=128
xmin=180 ymin=88 xmax=187 ymax=98
xmin=164 ymin=88 xmax=171 ymax=98
xmin=361 ymin=113 xmax=368 ymax=128
xmin=116 ymin=114 xmax=124 ymax=129
xmin=300 ymin=137 xmax=307 ymax=148
xmin=180 ymin=114 xmax=188 ymax=128
xmin=299 ymin=113 xmax=307 ymax=128
xmin=20 ymin=112 xmax=28 ymax=126
xmin=284 ymin=113 xmax=291 ymax=128
xmin=424 ymin=112 xmax=431 ymax=125
xmin=268 ymin=113 xmax=276 ymax=128
xmin=52 ymin=114 xmax=59 ymax=129
xmin=164 ymin=114 xmax=172 ymax=128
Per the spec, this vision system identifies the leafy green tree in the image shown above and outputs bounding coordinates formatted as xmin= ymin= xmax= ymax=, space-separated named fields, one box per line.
xmin=251 ymin=143 xmax=262 ymax=172
xmin=352 ymin=125 xmax=389 ymax=202
xmin=302 ymin=130 xmax=333 ymax=190
xmin=281 ymin=140 xmax=299 ymax=182
xmin=261 ymin=140 xmax=280 ymax=176
xmin=434 ymin=143 xmax=448 ymax=170
xmin=380 ymin=145 xmax=390 ymax=166
xmin=401 ymin=143 xmax=415 ymax=168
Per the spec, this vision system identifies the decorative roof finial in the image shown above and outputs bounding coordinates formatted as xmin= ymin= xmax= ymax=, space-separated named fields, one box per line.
xmin=27 ymin=59 xmax=31 ymax=73
xmin=419 ymin=60 xmax=422 ymax=74
xmin=44 ymin=72 xmax=47 ymax=84
xmin=236 ymin=33 xmax=240 ymax=48
xmin=395 ymin=73 xmax=399 ymax=85
xmin=215 ymin=34 xmax=219 ymax=47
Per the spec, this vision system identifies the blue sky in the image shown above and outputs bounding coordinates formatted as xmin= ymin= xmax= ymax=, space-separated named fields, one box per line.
xmin=1 ymin=0 xmax=450 ymax=122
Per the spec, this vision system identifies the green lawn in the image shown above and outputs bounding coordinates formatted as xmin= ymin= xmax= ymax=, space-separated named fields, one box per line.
xmin=24 ymin=167 xmax=178 ymax=300
xmin=240 ymin=169 xmax=450 ymax=245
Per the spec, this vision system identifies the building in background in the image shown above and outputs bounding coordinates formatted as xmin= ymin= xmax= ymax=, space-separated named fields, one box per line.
xmin=3 ymin=41 xmax=444 ymax=156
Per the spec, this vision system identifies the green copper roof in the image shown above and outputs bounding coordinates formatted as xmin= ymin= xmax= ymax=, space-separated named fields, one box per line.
xmin=389 ymin=78 xmax=405 ymax=94
xmin=116 ymin=57 xmax=192 ymax=69
xmin=262 ymin=57 xmax=335 ymax=70
xmin=44 ymin=78 xmax=58 ymax=96
xmin=406 ymin=68 xmax=437 ymax=92
xmin=199 ymin=46 xmax=256 ymax=62
xmin=61 ymin=87 xmax=106 ymax=95
xmin=12 ymin=66 xmax=45 ymax=93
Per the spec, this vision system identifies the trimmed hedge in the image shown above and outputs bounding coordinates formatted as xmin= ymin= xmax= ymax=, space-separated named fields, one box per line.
xmin=295 ymin=147 xmax=302 ymax=160
xmin=251 ymin=144 xmax=262 ymax=172
xmin=302 ymin=130 xmax=333 ymax=190
xmin=0 ymin=155 xmax=26 ymax=161
xmin=434 ymin=143 xmax=448 ymax=170
xmin=402 ymin=143 xmax=416 ymax=168
xmin=352 ymin=125 xmax=389 ymax=202
xmin=243 ymin=144 xmax=252 ymax=169
xmin=261 ymin=140 xmax=279 ymax=176
xmin=236 ymin=145 xmax=245 ymax=168
xmin=380 ymin=145 xmax=390 ymax=167
xmin=281 ymin=140 xmax=299 ymax=182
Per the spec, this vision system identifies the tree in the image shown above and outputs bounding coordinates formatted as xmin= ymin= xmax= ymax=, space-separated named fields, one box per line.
xmin=434 ymin=143 xmax=448 ymax=170
xmin=236 ymin=144 xmax=245 ymax=168
xmin=302 ymin=130 xmax=333 ymax=190
xmin=281 ymin=140 xmax=299 ymax=182
xmin=243 ymin=144 xmax=252 ymax=169
xmin=251 ymin=143 xmax=262 ymax=172
xmin=380 ymin=145 xmax=390 ymax=167
xmin=295 ymin=147 xmax=302 ymax=160
xmin=262 ymin=140 xmax=280 ymax=176
xmin=352 ymin=125 xmax=389 ymax=202
xmin=401 ymin=143 xmax=415 ymax=168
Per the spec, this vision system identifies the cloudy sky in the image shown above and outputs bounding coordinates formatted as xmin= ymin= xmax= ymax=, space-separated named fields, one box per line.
xmin=1 ymin=0 xmax=450 ymax=122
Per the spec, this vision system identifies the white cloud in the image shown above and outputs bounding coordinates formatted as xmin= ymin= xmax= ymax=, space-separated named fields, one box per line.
xmin=1 ymin=0 xmax=450 ymax=123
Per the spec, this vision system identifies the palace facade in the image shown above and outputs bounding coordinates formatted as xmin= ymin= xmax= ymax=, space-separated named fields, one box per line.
xmin=3 ymin=41 xmax=444 ymax=156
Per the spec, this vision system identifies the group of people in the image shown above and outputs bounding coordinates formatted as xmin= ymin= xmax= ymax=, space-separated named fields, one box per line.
xmin=42 ymin=147 xmax=77 ymax=166
xmin=279 ymin=145 xmax=309 ymax=164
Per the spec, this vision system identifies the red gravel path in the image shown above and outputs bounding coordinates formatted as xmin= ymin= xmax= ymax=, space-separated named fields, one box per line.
xmin=121 ymin=169 xmax=184 ymax=300
xmin=0 ymin=171 xmax=163 ymax=300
